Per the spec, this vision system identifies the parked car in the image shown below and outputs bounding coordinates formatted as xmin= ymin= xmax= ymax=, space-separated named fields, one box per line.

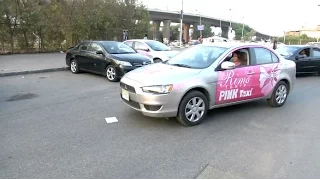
xmin=65 ymin=41 xmax=152 ymax=82
xmin=120 ymin=43 xmax=296 ymax=126
xmin=123 ymin=39 xmax=180 ymax=63
xmin=169 ymin=40 xmax=180 ymax=47
xmin=306 ymin=42 xmax=320 ymax=47
xmin=276 ymin=45 xmax=320 ymax=74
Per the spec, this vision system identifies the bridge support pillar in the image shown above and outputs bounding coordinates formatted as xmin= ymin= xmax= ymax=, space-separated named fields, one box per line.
xmin=152 ymin=21 xmax=161 ymax=41
xmin=221 ymin=26 xmax=229 ymax=39
xmin=162 ymin=20 xmax=171 ymax=43
xmin=183 ymin=23 xmax=190 ymax=43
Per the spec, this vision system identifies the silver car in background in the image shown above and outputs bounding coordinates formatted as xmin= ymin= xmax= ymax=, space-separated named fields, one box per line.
xmin=120 ymin=43 xmax=296 ymax=126
xmin=124 ymin=39 xmax=180 ymax=63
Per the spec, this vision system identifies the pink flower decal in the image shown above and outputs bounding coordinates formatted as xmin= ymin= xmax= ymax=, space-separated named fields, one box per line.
xmin=259 ymin=64 xmax=282 ymax=95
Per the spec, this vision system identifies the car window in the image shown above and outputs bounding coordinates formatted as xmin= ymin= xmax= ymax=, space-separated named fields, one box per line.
xmin=166 ymin=45 xmax=227 ymax=69
xmin=276 ymin=46 xmax=299 ymax=57
xmin=78 ymin=42 xmax=90 ymax=51
xmin=145 ymin=40 xmax=171 ymax=51
xmin=271 ymin=52 xmax=279 ymax=63
xmin=124 ymin=41 xmax=133 ymax=48
xmin=101 ymin=41 xmax=136 ymax=54
xmin=299 ymin=48 xmax=311 ymax=57
xmin=226 ymin=48 xmax=250 ymax=67
xmin=312 ymin=48 xmax=320 ymax=57
xmin=90 ymin=43 xmax=103 ymax=52
xmin=134 ymin=42 xmax=148 ymax=50
xmin=253 ymin=47 xmax=273 ymax=64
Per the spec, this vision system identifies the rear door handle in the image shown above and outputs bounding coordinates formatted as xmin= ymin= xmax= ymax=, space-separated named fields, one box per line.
xmin=247 ymin=72 xmax=255 ymax=75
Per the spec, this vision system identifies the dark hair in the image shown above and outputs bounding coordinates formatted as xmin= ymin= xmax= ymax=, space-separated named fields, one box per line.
xmin=197 ymin=35 xmax=201 ymax=39
xmin=238 ymin=52 xmax=247 ymax=62
xmin=233 ymin=50 xmax=240 ymax=54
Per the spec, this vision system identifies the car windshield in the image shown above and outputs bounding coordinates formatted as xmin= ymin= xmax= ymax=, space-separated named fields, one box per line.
xmin=166 ymin=45 xmax=228 ymax=69
xmin=276 ymin=46 xmax=299 ymax=57
xmin=101 ymin=42 xmax=136 ymax=54
xmin=145 ymin=40 xmax=171 ymax=51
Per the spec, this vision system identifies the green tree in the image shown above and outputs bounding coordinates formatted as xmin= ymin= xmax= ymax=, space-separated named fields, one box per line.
xmin=232 ymin=23 xmax=252 ymax=40
xmin=277 ymin=34 xmax=317 ymax=45
xmin=170 ymin=25 xmax=179 ymax=40
xmin=0 ymin=0 xmax=151 ymax=53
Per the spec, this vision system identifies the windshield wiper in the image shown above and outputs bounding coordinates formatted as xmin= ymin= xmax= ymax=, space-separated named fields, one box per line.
xmin=170 ymin=64 xmax=192 ymax=68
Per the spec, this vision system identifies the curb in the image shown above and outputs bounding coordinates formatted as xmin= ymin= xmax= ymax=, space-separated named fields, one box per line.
xmin=0 ymin=67 xmax=69 ymax=77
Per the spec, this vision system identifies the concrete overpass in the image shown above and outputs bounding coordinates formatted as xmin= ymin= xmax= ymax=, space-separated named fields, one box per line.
xmin=147 ymin=9 xmax=271 ymax=42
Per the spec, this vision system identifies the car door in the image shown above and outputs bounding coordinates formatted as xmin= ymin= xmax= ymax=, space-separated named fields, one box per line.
xmin=76 ymin=42 xmax=92 ymax=70
xmin=310 ymin=47 xmax=320 ymax=72
xmin=251 ymin=47 xmax=282 ymax=98
xmin=294 ymin=48 xmax=313 ymax=73
xmin=215 ymin=48 xmax=261 ymax=105
xmin=89 ymin=42 xmax=106 ymax=73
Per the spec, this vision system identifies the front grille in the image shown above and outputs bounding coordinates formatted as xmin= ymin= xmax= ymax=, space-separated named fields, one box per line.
xmin=121 ymin=95 xmax=140 ymax=109
xmin=120 ymin=82 xmax=136 ymax=93
xmin=144 ymin=104 xmax=162 ymax=111
xmin=131 ymin=62 xmax=142 ymax=67
xmin=131 ymin=61 xmax=151 ymax=67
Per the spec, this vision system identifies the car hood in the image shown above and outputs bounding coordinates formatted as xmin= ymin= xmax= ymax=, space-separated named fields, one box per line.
xmin=123 ymin=63 xmax=202 ymax=86
xmin=110 ymin=53 xmax=151 ymax=63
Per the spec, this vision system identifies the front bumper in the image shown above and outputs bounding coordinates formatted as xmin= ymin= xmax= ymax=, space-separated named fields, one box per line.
xmin=119 ymin=77 xmax=180 ymax=118
xmin=116 ymin=65 xmax=136 ymax=77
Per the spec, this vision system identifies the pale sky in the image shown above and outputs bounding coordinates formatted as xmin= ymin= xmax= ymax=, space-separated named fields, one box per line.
xmin=140 ymin=0 xmax=320 ymax=36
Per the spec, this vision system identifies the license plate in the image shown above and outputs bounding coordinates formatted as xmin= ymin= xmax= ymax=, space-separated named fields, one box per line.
xmin=122 ymin=89 xmax=129 ymax=101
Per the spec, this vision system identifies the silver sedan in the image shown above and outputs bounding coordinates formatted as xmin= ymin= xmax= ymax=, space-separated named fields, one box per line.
xmin=120 ymin=43 xmax=296 ymax=126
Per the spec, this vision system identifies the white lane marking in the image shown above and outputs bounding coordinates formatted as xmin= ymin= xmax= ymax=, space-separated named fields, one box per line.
xmin=105 ymin=117 xmax=118 ymax=124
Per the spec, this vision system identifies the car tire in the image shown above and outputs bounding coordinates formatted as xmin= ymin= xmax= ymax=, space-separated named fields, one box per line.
xmin=106 ymin=65 xmax=119 ymax=82
xmin=176 ymin=91 xmax=209 ymax=126
xmin=267 ymin=81 xmax=289 ymax=107
xmin=153 ymin=58 xmax=162 ymax=63
xmin=70 ymin=59 xmax=80 ymax=74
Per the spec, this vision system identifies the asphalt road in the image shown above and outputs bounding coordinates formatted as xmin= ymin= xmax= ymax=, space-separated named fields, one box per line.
xmin=1 ymin=71 xmax=320 ymax=178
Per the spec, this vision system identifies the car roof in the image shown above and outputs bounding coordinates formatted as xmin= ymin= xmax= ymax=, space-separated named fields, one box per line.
xmin=279 ymin=45 xmax=312 ymax=48
xmin=202 ymin=42 xmax=272 ymax=49
xmin=124 ymin=39 xmax=158 ymax=43
xmin=80 ymin=40 xmax=120 ymax=44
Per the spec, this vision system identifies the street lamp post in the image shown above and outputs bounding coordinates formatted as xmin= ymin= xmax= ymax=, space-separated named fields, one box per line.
xmin=241 ymin=17 xmax=244 ymax=41
xmin=179 ymin=0 xmax=183 ymax=48
xmin=317 ymin=4 xmax=320 ymax=42
xmin=195 ymin=9 xmax=202 ymax=37
xmin=199 ymin=13 xmax=202 ymax=37
xmin=229 ymin=9 xmax=232 ymax=27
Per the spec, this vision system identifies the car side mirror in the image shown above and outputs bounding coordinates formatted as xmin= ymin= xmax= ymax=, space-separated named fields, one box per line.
xmin=221 ymin=61 xmax=236 ymax=70
xmin=96 ymin=50 xmax=104 ymax=55
xmin=295 ymin=55 xmax=305 ymax=60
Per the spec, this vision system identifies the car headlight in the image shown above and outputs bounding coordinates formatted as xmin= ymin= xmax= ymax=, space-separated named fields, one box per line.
xmin=114 ymin=60 xmax=132 ymax=66
xmin=141 ymin=85 xmax=173 ymax=94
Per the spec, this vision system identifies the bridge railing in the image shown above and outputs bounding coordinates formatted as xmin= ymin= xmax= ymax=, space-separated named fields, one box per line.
xmin=147 ymin=7 xmax=272 ymax=38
